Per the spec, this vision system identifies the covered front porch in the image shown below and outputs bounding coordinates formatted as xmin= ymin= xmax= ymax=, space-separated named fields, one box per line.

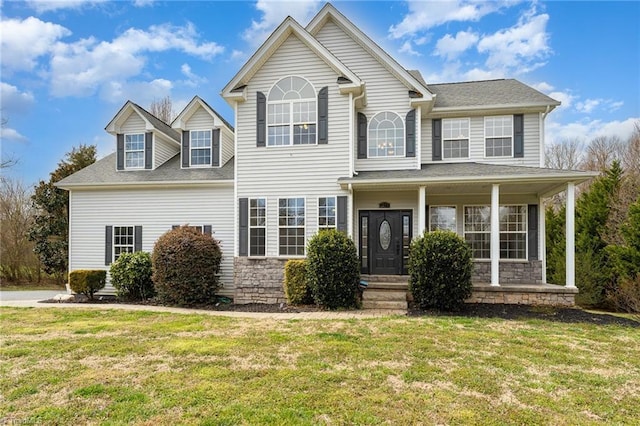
xmin=339 ymin=163 xmax=597 ymax=307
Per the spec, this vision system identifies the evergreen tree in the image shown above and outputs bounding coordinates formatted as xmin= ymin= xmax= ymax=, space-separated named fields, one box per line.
xmin=29 ymin=145 xmax=96 ymax=282
xmin=545 ymin=204 xmax=566 ymax=285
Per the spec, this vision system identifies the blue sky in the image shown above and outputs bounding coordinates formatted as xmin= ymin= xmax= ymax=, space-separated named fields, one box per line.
xmin=2 ymin=0 xmax=639 ymax=185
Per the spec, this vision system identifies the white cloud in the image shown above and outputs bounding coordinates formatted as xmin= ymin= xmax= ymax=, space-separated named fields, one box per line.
xmin=49 ymin=23 xmax=223 ymax=98
xmin=548 ymin=90 xmax=574 ymax=111
xmin=25 ymin=0 xmax=107 ymax=13
xmin=434 ymin=30 xmax=479 ymax=60
xmin=243 ymin=0 xmax=322 ymax=45
xmin=230 ymin=49 xmax=247 ymax=61
xmin=546 ymin=117 xmax=640 ymax=145
xmin=575 ymin=98 xmax=624 ymax=114
xmin=100 ymin=79 xmax=173 ymax=104
xmin=399 ymin=41 xmax=421 ymax=56
xmin=0 ymin=83 xmax=36 ymax=114
xmin=0 ymin=17 xmax=71 ymax=72
xmin=532 ymin=81 xmax=554 ymax=92
xmin=180 ymin=63 xmax=207 ymax=87
xmin=0 ymin=127 xmax=28 ymax=142
xmin=389 ymin=0 xmax=510 ymax=39
xmin=476 ymin=9 xmax=551 ymax=75
xmin=576 ymin=98 xmax=601 ymax=114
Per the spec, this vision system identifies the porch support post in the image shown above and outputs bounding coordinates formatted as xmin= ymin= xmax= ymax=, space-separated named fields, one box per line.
xmin=418 ymin=185 xmax=426 ymax=235
xmin=566 ymin=182 xmax=576 ymax=288
xmin=491 ymin=184 xmax=500 ymax=286
xmin=539 ymin=196 xmax=547 ymax=283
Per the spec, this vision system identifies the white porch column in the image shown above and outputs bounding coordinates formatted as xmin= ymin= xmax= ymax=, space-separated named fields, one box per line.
xmin=418 ymin=186 xmax=426 ymax=235
xmin=491 ymin=184 xmax=500 ymax=286
xmin=566 ymin=182 xmax=576 ymax=288
xmin=539 ymin=196 xmax=547 ymax=283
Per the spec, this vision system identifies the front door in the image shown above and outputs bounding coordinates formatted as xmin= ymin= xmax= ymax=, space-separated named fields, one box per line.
xmin=360 ymin=210 xmax=411 ymax=275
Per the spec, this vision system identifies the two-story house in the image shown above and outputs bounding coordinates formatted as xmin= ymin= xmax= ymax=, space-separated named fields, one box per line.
xmin=57 ymin=4 xmax=596 ymax=307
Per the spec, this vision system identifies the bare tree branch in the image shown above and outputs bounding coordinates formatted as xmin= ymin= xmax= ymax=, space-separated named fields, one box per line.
xmin=149 ymin=96 xmax=174 ymax=124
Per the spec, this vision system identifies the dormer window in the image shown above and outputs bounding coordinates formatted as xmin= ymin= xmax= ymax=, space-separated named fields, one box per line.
xmin=125 ymin=134 xmax=145 ymax=168
xmin=368 ymin=112 xmax=404 ymax=157
xmin=267 ymin=76 xmax=316 ymax=146
xmin=190 ymin=130 xmax=212 ymax=166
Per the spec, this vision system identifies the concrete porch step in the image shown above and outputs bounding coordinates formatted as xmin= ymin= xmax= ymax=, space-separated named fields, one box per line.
xmin=362 ymin=274 xmax=410 ymax=283
xmin=362 ymin=300 xmax=408 ymax=310
xmin=363 ymin=289 xmax=407 ymax=301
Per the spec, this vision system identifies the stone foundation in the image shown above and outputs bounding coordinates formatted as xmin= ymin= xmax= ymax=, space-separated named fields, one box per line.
xmin=233 ymin=257 xmax=287 ymax=304
xmin=472 ymin=260 xmax=543 ymax=284
xmin=467 ymin=284 xmax=577 ymax=306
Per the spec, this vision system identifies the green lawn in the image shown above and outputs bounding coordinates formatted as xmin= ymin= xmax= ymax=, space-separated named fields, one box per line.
xmin=1 ymin=308 xmax=638 ymax=425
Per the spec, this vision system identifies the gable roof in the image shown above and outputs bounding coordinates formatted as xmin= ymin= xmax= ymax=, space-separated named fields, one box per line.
xmin=172 ymin=95 xmax=234 ymax=132
xmin=56 ymin=153 xmax=233 ymax=188
xmin=307 ymin=3 xmax=434 ymax=102
xmin=105 ymin=101 xmax=180 ymax=142
xmin=427 ymin=79 xmax=561 ymax=111
xmin=221 ymin=15 xmax=361 ymax=102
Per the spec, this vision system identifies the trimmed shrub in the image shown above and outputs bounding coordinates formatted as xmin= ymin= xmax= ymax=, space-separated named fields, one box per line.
xmin=69 ymin=269 xmax=106 ymax=300
xmin=109 ymin=251 xmax=154 ymax=301
xmin=408 ymin=230 xmax=472 ymax=311
xmin=306 ymin=229 xmax=360 ymax=309
xmin=284 ymin=259 xmax=312 ymax=305
xmin=152 ymin=226 xmax=222 ymax=306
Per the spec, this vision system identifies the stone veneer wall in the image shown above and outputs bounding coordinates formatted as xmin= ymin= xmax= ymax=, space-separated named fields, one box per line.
xmin=234 ymin=257 xmax=287 ymax=304
xmin=467 ymin=285 xmax=577 ymax=306
xmin=472 ymin=260 xmax=543 ymax=284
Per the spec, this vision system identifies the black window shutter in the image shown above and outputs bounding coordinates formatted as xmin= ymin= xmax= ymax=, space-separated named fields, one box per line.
xmin=182 ymin=131 xmax=190 ymax=168
xmin=406 ymin=109 xmax=416 ymax=157
xmin=212 ymin=129 xmax=221 ymax=167
xmin=432 ymin=119 xmax=442 ymax=161
xmin=116 ymin=134 xmax=124 ymax=170
xmin=337 ymin=196 xmax=348 ymax=233
xmin=105 ymin=226 xmax=113 ymax=265
xmin=134 ymin=226 xmax=142 ymax=252
xmin=144 ymin=132 xmax=153 ymax=169
xmin=317 ymin=86 xmax=329 ymax=144
xmin=357 ymin=112 xmax=367 ymax=159
xmin=425 ymin=204 xmax=429 ymax=232
xmin=514 ymin=114 xmax=524 ymax=158
xmin=204 ymin=225 xmax=212 ymax=236
xmin=239 ymin=198 xmax=249 ymax=256
xmin=528 ymin=204 xmax=538 ymax=260
xmin=256 ymin=92 xmax=266 ymax=147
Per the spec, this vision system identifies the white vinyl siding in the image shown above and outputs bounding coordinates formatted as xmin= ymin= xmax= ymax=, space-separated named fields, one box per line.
xmin=314 ymin=20 xmax=417 ymax=171
xmin=235 ymin=34 xmax=351 ymax=256
xmin=69 ymin=185 xmax=234 ymax=296
xmin=221 ymin=129 xmax=234 ymax=166
xmin=154 ymin=134 xmax=179 ymax=167
xmin=421 ymin=114 xmax=541 ymax=166
xmin=121 ymin=112 xmax=145 ymax=133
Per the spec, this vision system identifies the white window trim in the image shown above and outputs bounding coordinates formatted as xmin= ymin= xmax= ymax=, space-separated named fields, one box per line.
xmin=484 ymin=115 xmax=514 ymax=159
xmin=277 ymin=196 xmax=307 ymax=258
xmin=442 ymin=118 xmax=470 ymax=160
xmin=249 ymin=197 xmax=267 ymax=257
xmin=462 ymin=204 xmax=528 ymax=260
xmin=124 ymin=133 xmax=145 ymax=170
xmin=428 ymin=205 xmax=457 ymax=233
xmin=367 ymin=111 xmax=405 ymax=158
xmin=317 ymin=196 xmax=337 ymax=231
xmin=113 ymin=225 xmax=135 ymax=262
xmin=189 ymin=129 xmax=213 ymax=167
xmin=267 ymin=76 xmax=318 ymax=148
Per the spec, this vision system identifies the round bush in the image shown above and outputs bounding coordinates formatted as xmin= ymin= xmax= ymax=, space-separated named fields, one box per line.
xmin=306 ymin=229 xmax=360 ymax=309
xmin=69 ymin=269 xmax=106 ymax=300
xmin=109 ymin=251 xmax=154 ymax=301
xmin=408 ymin=230 xmax=472 ymax=311
xmin=152 ymin=226 xmax=222 ymax=306
xmin=284 ymin=259 xmax=312 ymax=305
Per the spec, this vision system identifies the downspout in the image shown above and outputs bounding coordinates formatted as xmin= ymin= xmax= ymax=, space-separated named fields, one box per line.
xmin=351 ymin=84 xmax=366 ymax=176
xmin=348 ymin=183 xmax=354 ymax=238
xmin=233 ymin=100 xmax=239 ymax=257
xmin=540 ymin=105 xmax=551 ymax=168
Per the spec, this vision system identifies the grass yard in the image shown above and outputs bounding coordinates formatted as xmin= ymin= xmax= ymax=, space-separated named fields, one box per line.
xmin=1 ymin=308 xmax=638 ymax=425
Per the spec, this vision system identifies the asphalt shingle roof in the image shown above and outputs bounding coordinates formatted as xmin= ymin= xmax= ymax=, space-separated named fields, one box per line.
xmin=131 ymin=102 xmax=180 ymax=141
xmin=56 ymin=153 xmax=233 ymax=187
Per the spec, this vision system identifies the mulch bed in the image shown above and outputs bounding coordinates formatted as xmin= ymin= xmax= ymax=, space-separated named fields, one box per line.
xmin=39 ymin=296 xmax=639 ymax=327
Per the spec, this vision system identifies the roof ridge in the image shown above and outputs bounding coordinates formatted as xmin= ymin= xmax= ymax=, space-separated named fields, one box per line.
xmin=428 ymin=79 xmax=509 ymax=86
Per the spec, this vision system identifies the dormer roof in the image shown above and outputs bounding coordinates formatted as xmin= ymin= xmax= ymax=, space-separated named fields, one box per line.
xmin=105 ymin=101 xmax=180 ymax=143
xmin=172 ymin=96 xmax=235 ymax=132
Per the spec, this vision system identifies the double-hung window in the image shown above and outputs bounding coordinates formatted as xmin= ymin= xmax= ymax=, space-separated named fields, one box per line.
xmin=318 ymin=197 xmax=336 ymax=230
xmin=113 ymin=226 xmax=135 ymax=261
xmin=464 ymin=206 xmax=491 ymax=259
xmin=125 ymin=134 xmax=145 ymax=168
xmin=268 ymin=76 xmax=316 ymax=146
xmin=249 ymin=198 xmax=266 ymax=256
xmin=429 ymin=206 xmax=457 ymax=232
xmin=368 ymin=112 xmax=404 ymax=157
xmin=442 ymin=118 xmax=470 ymax=159
xmin=279 ymin=197 xmax=305 ymax=256
xmin=485 ymin=116 xmax=513 ymax=157
xmin=190 ymin=130 xmax=212 ymax=166
xmin=463 ymin=205 xmax=527 ymax=259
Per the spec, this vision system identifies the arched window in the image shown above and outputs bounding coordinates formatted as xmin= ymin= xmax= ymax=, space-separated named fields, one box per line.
xmin=267 ymin=76 xmax=316 ymax=146
xmin=368 ymin=112 xmax=404 ymax=157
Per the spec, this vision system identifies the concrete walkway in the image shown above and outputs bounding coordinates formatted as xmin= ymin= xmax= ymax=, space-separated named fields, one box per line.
xmin=0 ymin=297 xmax=407 ymax=319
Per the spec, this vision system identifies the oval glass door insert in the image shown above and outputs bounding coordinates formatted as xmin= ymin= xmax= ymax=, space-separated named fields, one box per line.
xmin=379 ymin=219 xmax=391 ymax=250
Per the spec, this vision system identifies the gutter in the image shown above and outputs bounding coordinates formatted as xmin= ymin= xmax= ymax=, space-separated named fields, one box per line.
xmin=55 ymin=180 xmax=234 ymax=190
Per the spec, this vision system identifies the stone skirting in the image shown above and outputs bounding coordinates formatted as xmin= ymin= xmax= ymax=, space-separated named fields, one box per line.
xmin=468 ymin=284 xmax=578 ymax=306
xmin=472 ymin=260 xmax=543 ymax=284
xmin=234 ymin=257 xmax=287 ymax=304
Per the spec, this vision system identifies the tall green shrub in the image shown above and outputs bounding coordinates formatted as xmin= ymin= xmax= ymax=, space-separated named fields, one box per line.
xmin=283 ymin=259 xmax=312 ymax=305
xmin=408 ymin=231 xmax=472 ymax=311
xmin=69 ymin=269 xmax=106 ymax=300
xmin=306 ymin=229 xmax=360 ymax=309
xmin=152 ymin=226 xmax=222 ymax=306
xmin=109 ymin=251 xmax=154 ymax=301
